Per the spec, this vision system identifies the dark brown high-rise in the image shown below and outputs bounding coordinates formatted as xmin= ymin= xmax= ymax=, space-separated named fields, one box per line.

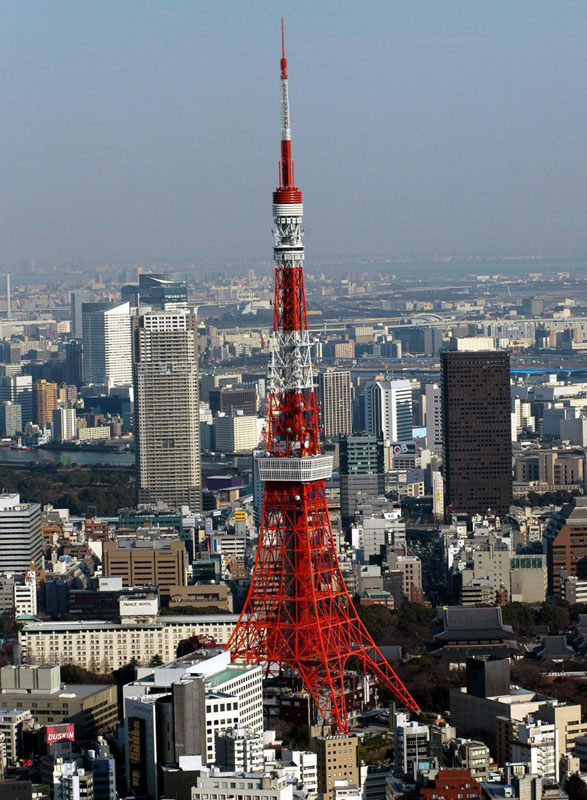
xmin=441 ymin=349 xmax=512 ymax=516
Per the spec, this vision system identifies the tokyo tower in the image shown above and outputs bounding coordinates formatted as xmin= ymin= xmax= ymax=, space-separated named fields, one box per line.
xmin=227 ymin=22 xmax=419 ymax=732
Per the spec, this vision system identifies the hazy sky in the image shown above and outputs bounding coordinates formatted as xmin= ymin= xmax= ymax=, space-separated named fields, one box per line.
xmin=1 ymin=1 xmax=587 ymax=267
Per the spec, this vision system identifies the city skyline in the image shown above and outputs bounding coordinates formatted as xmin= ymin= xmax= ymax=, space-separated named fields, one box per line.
xmin=2 ymin=1 xmax=587 ymax=268
xmin=0 ymin=9 xmax=587 ymax=791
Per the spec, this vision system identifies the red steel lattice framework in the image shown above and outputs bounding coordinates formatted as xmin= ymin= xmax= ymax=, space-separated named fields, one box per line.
xmin=227 ymin=22 xmax=419 ymax=732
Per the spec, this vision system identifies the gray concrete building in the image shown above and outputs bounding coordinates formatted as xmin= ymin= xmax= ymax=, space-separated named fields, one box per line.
xmin=133 ymin=311 xmax=201 ymax=512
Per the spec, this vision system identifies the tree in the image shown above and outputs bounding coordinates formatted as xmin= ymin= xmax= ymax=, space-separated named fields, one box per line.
xmin=356 ymin=605 xmax=394 ymax=642
xmin=149 ymin=654 xmax=163 ymax=667
xmin=501 ymin=602 xmax=537 ymax=637
xmin=537 ymin=601 xmax=570 ymax=634
xmin=565 ymin=774 xmax=587 ymax=800
xmin=396 ymin=603 xmax=435 ymax=630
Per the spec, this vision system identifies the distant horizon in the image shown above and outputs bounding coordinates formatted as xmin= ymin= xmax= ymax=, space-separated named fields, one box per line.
xmin=6 ymin=252 xmax=587 ymax=288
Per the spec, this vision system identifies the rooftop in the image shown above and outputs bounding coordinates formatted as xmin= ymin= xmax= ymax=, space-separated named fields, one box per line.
xmin=433 ymin=607 xmax=515 ymax=642
xmin=0 ymin=684 xmax=113 ymax=700
xmin=206 ymin=665 xmax=257 ymax=688
xmin=21 ymin=614 xmax=238 ymax=632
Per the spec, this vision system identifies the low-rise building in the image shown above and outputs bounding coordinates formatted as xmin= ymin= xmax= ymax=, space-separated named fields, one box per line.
xmin=190 ymin=769 xmax=293 ymax=800
xmin=19 ymin=614 xmax=238 ymax=671
xmin=419 ymin=769 xmax=482 ymax=800
xmin=216 ymin=728 xmax=264 ymax=773
xmin=0 ymin=709 xmax=32 ymax=764
xmin=0 ymin=665 xmax=117 ymax=739
xmin=281 ymin=749 xmax=318 ymax=794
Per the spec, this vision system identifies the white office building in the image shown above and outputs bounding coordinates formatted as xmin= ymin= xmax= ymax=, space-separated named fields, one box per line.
xmin=82 ymin=301 xmax=132 ymax=387
xmin=52 ymin=407 xmax=77 ymax=443
xmin=511 ymin=718 xmax=558 ymax=782
xmin=281 ymin=749 xmax=318 ymax=793
xmin=215 ymin=413 xmax=261 ymax=453
xmin=216 ymin=728 xmax=264 ymax=773
xmin=124 ymin=650 xmax=264 ymax=798
xmin=364 ymin=380 xmax=412 ymax=443
xmin=0 ymin=494 xmax=43 ymax=575
xmin=0 ymin=709 xmax=32 ymax=764
xmin=14 ymin=571 xmax=37 ymax=616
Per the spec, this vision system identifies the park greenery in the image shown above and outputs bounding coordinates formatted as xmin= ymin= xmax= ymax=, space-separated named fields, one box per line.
xmin=0 ymin=465 xmax=135 ymax=515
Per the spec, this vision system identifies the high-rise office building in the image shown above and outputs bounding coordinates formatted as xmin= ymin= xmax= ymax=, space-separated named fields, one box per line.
xmin=214 ymin=412 xmax=260 ymax=453
xmin=0 ymin=401 xmax=22 ymax=437
xmin=70 ymin=290 xmax=91 ymax=339
xmin=53 ymin=408 xmax=77 ymax=443
xmin=122 ymin=272 xmax=188 ymax=310
xmin=65 ymin=340 xmax=84 ymax=386
xmin=82 ymin=301 xmax=132 ymax=387
xmin=319 ymin=370 xmax=353 ymax=439
xmin=0 ymin=376 xmax=33 ymax=425
xmin=139 ymin=273 xmax=188 ymax=309
xmin=33 ymin=379 xmax=58 ymax=426
xmin=133 ymin=311 xmax=202 ymax=511
xmin=363 ymin=379 xmax=412 ymax=442
xmin=339 ymin=435 xmax=385 ymax=525
xmin=425 ymin=383 xmax=442 ymax=455
xmin=102 ymin=539 xmax=187 ymax=593
xmin=209 ymin=386 xmax=257 ymax=416
xmin=0 ymin=494 xmax=43 ymax=574
xmin=441 ymin=349 xmax=512 ymax=516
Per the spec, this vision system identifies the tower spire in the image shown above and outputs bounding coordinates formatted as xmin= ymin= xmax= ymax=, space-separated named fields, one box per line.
xmin=277 ymin=18 xmax=295 ymax=191
xmin=227 ymin=27 xmax=419 ymax=733
xmin=281 ymin=17 xmax=287 ymax=79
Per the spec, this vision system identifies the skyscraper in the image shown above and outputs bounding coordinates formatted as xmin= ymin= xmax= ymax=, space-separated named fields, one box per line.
xmin=133 ymin=311 xmax=201 ymax=511
xmin=339 ymin=434 xmax=385 ymax=525
xmin=138 ymin=273 xmax=188 ymax=309
xmin=364 ymin=379 xmax=412 ymax=442
xmin=53 ymin=408 xmax=77 ymax=443
xmin=82 ymin=302 xmax=132 ymax=387
xmin=65 ymin=340 xmax=84 ymax=387
xmin=425 ymin=383 xmax=442 ymax=455
xmin=319 ymin=370 xmax=353 ymax=439
xmin=0 ymin=401 xmax=22 ymax=437
xmin=33 ymin=379 xmax=58 ymax=426
xmin=70 ymin=290 xmax=91 ymax=339
xmin=0 ymin=376 xmax=33 ymax=425
xmin=122 ymin=272 xmax=188 ymax=310
xmin=441 ymin=349 xmax=512 ymax=516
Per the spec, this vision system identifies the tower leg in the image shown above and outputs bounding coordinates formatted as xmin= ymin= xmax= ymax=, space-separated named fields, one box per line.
xmin=227 ymin=480 xmax=419 ymax=732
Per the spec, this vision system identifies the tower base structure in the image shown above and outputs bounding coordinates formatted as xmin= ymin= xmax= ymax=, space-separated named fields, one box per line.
xmin=228 ymin=478 xmax=419 ymax=732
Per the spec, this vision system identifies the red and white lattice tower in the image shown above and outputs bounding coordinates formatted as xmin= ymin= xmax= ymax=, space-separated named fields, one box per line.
xmin=227 ymin=22 xmax=419 ymax=732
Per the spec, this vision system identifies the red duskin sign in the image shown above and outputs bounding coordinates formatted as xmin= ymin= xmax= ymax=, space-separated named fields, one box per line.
xmin=45 ymin=725 xmax=75 ymax=743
